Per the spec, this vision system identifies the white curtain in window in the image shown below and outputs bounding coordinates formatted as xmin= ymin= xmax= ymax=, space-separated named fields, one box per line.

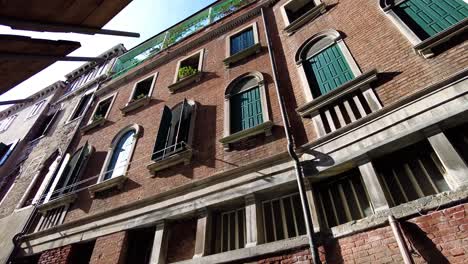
xmin=104 ymin=130 xmax=136 ymax=180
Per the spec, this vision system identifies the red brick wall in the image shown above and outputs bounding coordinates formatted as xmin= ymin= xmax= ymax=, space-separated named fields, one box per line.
xmin=271 ymin=0 xmax=468 ymax=144
xmin=166 ymin=218 xmax=197 ymax=263
xmin=65 ymin=2 xmax=287 ymax=223
xmin=37 ymin=245 xmax=72 ymax=264
xmin=253 ymin=203 xmax=468 ymax=263
xmin=89 ymin=231 xmax=128 ymax=264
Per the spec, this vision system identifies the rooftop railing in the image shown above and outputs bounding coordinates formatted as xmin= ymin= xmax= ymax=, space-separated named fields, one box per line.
xmin=112 ymin=0 xmax=255 ymax=78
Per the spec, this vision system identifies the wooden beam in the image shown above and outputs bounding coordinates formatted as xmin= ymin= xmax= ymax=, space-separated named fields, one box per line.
xmin=0 ymin=98 xmax=34 ymax=105
xmin=0 ymin=52 xmax=105 ymax=62
xmin=0 ymin=17 xmax=140 ymax=38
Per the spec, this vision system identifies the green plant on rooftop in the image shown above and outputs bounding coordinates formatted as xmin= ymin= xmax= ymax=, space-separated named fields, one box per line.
xmin=111 ymin=0 xmax=255 ymax=78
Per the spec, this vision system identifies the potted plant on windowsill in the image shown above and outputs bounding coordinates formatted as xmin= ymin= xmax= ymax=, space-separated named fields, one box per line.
xmin=168 ymin=66 xmax=202 ymax=93
xmin=121 ymin=93 xmax=151 ymax=115
xmin=81 ymin=114 xmax=106 ymax=134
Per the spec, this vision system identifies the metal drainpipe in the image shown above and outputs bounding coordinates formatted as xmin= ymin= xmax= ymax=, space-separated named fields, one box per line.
xmin=388 ymin=215 xmax=414 ymax=264
xmin=6 ymin=84 xmax=99 ymax=264
xmin=261 ymin=7 xmax=321 ymax=264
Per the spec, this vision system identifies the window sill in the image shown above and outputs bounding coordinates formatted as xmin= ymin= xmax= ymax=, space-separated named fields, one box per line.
xmin=284 ymin=3 xmax=326 ymax=35
xmin=36 ymin=193 xmax=77 ymax=213
xmin=146 ymin=148 xmax=193 ymax=174
xmin=168 ymin=72 xmax=203 ymax=93
xmin=219 ymin=120 xmax=274 ymax=148
xmin=80 ymin=118 xmax=107 ymax=134
xmin=414 ymin=18 xmax=468 ymax=58
xmin=223 ymin=43 xmax=262 ymax=68
xmin=120 ymin=96 xmax=151 ymax=115
xmin=296 ymin=70 xmax=378 ymax=117
xmin=88 ymin=175 xmax=127 ymax=198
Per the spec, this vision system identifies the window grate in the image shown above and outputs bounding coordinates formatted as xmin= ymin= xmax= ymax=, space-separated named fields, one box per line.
xmin=262 ymin=193 xmax=306 ymax=243
xmin=220 ymin=208 xmax=246 ymax=252
xmin=315 ymin=169 xmax=373 ymax=228
xmin=375 ymin=140 xmax=450 ymax=207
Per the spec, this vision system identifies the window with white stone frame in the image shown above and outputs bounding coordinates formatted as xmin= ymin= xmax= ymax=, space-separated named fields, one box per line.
xmin=261 ymin=193 xmax=307 ymax=243
xmin=380 ymin=0 xmax=468 ymax=57
xmin=213 ymin=207 xmax=246 ymax=253
xmin=121 ymin=73 xmax=157 ymax=114
xmin=375 ymin=140 xmax=451 ymax=207
xmin=281 ymin=0 xmax=326 ymax=33
xmin=295 ymin=29 xmax=382 ymax=137
xmin=30 ymin=110 xmax=61 ymax=142
xmin=28 ymin=100 xmax=46 ymax=118
xmin=85 ymin=93 xmax=116 ymax=128
xmin=67 ymin=92 xmax=93 ymax=123
xmin=147 ymin=100 xmax=196 ymax=173
xmin=314 ymin=169 xmax=373 ymax=228
xmin=169 ymin=49 xmax=204 ymax=93
xmin=220 ymin=72 xmax=273 ymax=149
xmin=0 ymin=115 xmax=17 ymax=132
xmin=223 ymin=22 xmax=261 ymax=67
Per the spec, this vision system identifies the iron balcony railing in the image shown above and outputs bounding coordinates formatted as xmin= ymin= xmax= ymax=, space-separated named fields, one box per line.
xmin=111 ymin=0 xmax=256 ymax=78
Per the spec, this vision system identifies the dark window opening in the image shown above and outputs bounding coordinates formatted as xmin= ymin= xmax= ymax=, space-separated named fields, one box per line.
xmin=285 ymin=0 xmax=317 ymax=23
xmin=0 ymin=166 xmax=20 ymax=203
xmin=152 ymin=99 xmax=193 ymax=161
xmin=132 ymin=76 xmax=154 ymax=101
xmin=212 ymin=207 xmax=246 ymax=253
xmin=445 ymin=122 xmax=468 ymax=164
xmin=70 ymin=94 xmax=92 ymax=121
xmin=69 ymin=240 xmax=96 ymax=264
xmin=92 ymin=98 xmax=112 ymax=121
xmin=125 ymin=226 xmax=155 ymax=264
xmin=30 ymin=111 xmax=60 ymax=141
xmin=177 ymin=54 xmax=200 ymax=81
xmin=0 ymin=140 xmax=18 ymax=166
xmin=23 ymin=152 xmax=59 ymax=207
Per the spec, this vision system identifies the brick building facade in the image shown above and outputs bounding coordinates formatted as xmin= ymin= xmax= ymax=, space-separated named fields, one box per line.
xmin=2 ymin=0 xmax=467 ymax=263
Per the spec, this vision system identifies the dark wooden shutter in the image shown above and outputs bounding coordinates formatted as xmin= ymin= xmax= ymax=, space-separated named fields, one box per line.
xmin=176 ymin=99 xmax=192 ymax=148
xmin=53 ymin=142 xmax=90 ymax=198
xmin=395 ymin=0 xmax=468 ymax=40
xmin=152 ymin=106 xmax=172 ymax=161
xmin=308 ymin=44 xmax=354 ymax=96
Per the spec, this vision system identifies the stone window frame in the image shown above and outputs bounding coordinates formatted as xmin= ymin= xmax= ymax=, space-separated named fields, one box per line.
xmin=66 ymin=87 xmax=96 ymax=124
xmin=220 ymin=71 xmax=273 ymax=149
xmin=168 ymin=49 xmax=205 ymax=93
xmin=280 ymin=0 xmax=326 ymax=34
xmin=27 ymin=100 xmax=46 ymax=119
xmin=223 ymin=22 xmax=262 ymax=67
xmin=87 ymin=92 xmax=117 ymax=124
xmin=121 ymin=73 xmax=158 ymax=114
xmin=379 ymin=0 xmax=468 ymax=58
xmin=295 ymin=29 xmax=362 ymax=103
xmin=0 ymin=114 xmax=18 ymax=132
xmin=89 ymin=124 xmax=141 ymax=197
xmin=127 ymin=73 xmax=157 ymax=103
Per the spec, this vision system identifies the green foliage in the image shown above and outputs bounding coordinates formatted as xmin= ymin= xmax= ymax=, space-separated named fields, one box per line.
xmin=178 ymin=66 xmax=198 ymax=80
xmin=93 ymin=114 xmax=103 ymax=121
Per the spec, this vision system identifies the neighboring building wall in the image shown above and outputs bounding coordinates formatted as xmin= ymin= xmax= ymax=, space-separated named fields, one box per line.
xmin=37 ymin=245 xmax=72 ymax=264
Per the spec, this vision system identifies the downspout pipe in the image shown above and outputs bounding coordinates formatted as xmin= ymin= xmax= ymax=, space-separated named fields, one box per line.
xmin=388 ymin=215 xmax=414 ymax=264
xmin=261 ymin=7 xmax=321 ymax=264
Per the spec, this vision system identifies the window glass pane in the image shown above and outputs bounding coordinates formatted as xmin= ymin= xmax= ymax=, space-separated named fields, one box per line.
xmin=272 ymin=199 xmax=285 ymax=241
xmin=104 ymin=130 xmax=135 ymax=180
xmin=230 ymin=28 xmax=255 ymax=55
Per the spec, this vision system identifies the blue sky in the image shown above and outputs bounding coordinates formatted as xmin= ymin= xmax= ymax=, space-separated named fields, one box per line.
xmin=0 ymin=0 xmax=216 ymax=103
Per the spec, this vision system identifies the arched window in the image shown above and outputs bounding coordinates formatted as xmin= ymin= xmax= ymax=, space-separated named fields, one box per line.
xmin=220 ymin=72 xmax=273 ymax=149
xmin=295 ymin=30 xmax=361 ymax=99
xmin=380 ymin=0 xmax=468 ymax=57
xmin=295 ymin=30 xmax=382 ymax=137
xmin=100 ymin=125 xmax=140 ymax=181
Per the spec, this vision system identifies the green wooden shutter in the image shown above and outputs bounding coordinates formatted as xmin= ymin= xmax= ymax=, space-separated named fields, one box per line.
xmin=231 ymin=86 xmax=263 ymax=133
xmin=152 ymin=106 xmax=172 ymax=161
xmin=396 ymin=0 xmax=468 ymax=39
xmin=308 ymin=44 xmax=354 ymax=96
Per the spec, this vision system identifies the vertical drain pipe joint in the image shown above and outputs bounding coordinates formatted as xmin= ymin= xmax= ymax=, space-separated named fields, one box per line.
xmin=388 ymin=215 xmax=414 ymax=264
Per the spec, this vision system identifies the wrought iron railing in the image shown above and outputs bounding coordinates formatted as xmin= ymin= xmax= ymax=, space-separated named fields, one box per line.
xmin=112 ymin=0 xmax=255 ymax=78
